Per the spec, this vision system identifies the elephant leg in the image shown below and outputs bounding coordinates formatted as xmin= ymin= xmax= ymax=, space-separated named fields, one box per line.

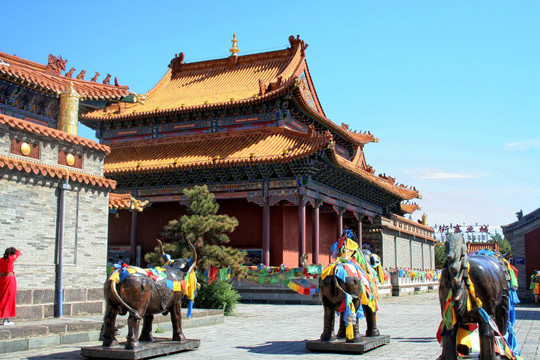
xmin=336 ymin=313 xmax=345 ymax=339
xmin=440 ymin=326 xmax=459 ymax=360
xmin=171 ymin=300 xmax=186 ymax=342
xmin=102 ymin=305 xmax=119 ymax=347
xmin=363 ymin=304 xmax=380 ymax=337
xmin=320 ymin=305 xmax=337 ymax=341
xmin=346 ymin=314 xmax=363 ymax=343
xmin=139 ymin=314 xmax=154 ymax=342
xmin=478 ymin=320 xmax=497 ymax=360
xmin=125 ymin=315 xmax=142 ymax=350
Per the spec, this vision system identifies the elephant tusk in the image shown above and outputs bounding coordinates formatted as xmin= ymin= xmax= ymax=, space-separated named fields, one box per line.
xmin=186 ymin=238 xmax=198 ymax=274
xmin=157 ymin=239 xmax=165 ymax=257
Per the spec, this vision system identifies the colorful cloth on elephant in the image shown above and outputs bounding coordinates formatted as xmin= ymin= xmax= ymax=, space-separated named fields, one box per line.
xmin=108 ymin=264 xmax=190 ymax=295
xmin=321 ymin=260 xmax=379 ymax=314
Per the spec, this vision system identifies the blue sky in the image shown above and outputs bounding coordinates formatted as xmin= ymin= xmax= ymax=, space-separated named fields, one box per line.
xmin=3 ymin=1 xmax=539 ymax=230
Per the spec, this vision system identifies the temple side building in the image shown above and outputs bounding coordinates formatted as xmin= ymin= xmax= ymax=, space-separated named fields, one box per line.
xmin=82 ymin=35 xmax=435 ymax=268
xmin=503 ymin=208 xmax=540 ymax=301
xmin=0 ymin=51 xmax=129 ymax=319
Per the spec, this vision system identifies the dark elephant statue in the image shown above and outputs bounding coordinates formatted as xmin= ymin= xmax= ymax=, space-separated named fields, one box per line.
xmin=101 ymin=240 xmax=197 ymax=350
xmin=438 ymin=233 xmax=511 ymax=360
xmin=319 ymin=247 xmax=382 ymax=343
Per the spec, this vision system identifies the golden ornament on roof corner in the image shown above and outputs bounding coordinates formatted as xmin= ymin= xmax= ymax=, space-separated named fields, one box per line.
xmin=229 ymin=33 xmax=239 ymax=56
xmin=129 ymin=196 xmax=149 ymax=212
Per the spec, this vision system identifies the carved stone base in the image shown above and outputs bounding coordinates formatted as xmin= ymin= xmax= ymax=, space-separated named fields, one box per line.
xmin=81 ymin=338 xmax=200 ymax=359
xmin=306 ymin=335 xmax=390 ymax=354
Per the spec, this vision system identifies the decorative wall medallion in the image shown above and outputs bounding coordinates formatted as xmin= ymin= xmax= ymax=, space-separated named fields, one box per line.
xmin=58 ymin=150 xmax=82 ymax=168
xmin=11 ymin=139 xmax=39 ymax=159
xmin=66 ymin=153 xmax=75 ymax=166
xmin=20 ymin=142 xmax=31 ymax=156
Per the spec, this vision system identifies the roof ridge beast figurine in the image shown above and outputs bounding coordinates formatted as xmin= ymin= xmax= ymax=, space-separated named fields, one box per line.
xmin=101 ymin=239 xmax=198 ymax=350
xmin=438 ymin=233 xmax=521 ymax=360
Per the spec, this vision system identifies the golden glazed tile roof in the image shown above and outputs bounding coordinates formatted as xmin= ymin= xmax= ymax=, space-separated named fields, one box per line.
xmin=105 ymin=125 xmax=418 ymax=201
xmin=83 ymin=37 xmax=309 ymax=120
xmin=0 ymin=114 xmax=110 ymax=154
xmin=109 ymin=193 xmax=133 ymax=209
xmin=0 ymin=51 xmax=130 ymax=100
xmin=0 ymin=155 xmax=116 ymax=189
xmin=109 ymin=193 xmax=149 ymax=211
xmin=400 ymin=202 xmax=420 ymax=214
xmin=329 ymin=146 xmax=419 ymax=200
xmin=82 ymin=35 xmax=377 ymax=147
xmin=104 ymin=126 xmax=330 ymax=175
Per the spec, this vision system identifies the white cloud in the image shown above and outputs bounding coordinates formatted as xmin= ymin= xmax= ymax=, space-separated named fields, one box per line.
xmin=408 ymin=170 xmax=478 ymax=180
xmin=504 ymin=138 xmax=540 ymax=151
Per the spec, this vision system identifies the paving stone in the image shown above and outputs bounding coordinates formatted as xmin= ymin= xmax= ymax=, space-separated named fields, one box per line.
xmin=0 ymin=293 xmax=538 ymax=360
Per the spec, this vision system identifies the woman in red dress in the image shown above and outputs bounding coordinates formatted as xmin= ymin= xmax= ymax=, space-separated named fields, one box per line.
xmin=0 ymin=247 xmax=21 ymax=325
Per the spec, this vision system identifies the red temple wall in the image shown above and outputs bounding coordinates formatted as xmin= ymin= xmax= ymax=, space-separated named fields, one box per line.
xmin=319 ymin=212 xmax=337 ymax=265
xmin=107 ymin=198 xmax=341 ymax=268
xmin=525 ymin=226 xmax=540 ymax=286
xmin=218 ymin=199 xmax=263 ymax=249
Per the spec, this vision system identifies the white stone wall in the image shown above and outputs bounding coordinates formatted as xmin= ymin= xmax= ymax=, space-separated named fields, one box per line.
xmin=411 ymin=240 xmax=423 ymax=269
xmin=396 ymin=237 xmax=411 ymax=268
xmin=0 ymin=123 xmax=110 ymax=318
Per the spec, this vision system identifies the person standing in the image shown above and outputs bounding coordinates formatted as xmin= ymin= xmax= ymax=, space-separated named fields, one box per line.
xmin=0 ymin=247 xmax=21 ymax=325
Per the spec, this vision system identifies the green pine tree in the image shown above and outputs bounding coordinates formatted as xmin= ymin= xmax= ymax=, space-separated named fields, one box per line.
xmin=491 ymin=232 xmax=512 ymax=257
xmin=434 ymin=242 xmax=447 ymax=269
xmin=144 ymin=185 xmax=246 ymax=277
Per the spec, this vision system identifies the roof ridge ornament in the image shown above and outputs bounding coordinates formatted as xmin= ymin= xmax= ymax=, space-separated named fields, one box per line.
xmin=169 ymin=52 xmax=185 ymax=77
xmin=229 ymin=33 xmax=239 ymax=56
xmin=46 ymin=54 xmax=67 ymax=75
xmin=288 ymin=35 xmax=308 ymax=57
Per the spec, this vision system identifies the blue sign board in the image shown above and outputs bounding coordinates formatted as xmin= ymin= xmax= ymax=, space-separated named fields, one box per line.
xmin=513 ymin=257 xmax=525 ymax=265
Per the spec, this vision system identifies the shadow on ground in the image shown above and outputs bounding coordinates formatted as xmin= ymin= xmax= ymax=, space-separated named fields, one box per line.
xmin=237 ymin=340 xmax=308 ymax=354
xmin=28 ymin=350 xmax=84 ymax=360
xmin=391 ymin=336 xmax=437 ymax=343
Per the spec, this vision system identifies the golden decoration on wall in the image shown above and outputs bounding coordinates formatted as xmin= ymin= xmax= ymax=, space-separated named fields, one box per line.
xmin=66 ymin=153 xmax=75 ymax=166
xmin=20 ymin=142 xmax=31 ymax=156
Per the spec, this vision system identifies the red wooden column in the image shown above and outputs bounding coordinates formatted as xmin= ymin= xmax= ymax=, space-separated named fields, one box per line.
xmin=337 ymin=207 xmax=344 ymax=237
xmin=356 ymin=212 xmax=363 ymax=248
xmin=312 ymin=200 xmax=321 ymax=265
xmin=130 ymin=210 xmax=138 ymax=266
xmin=298 ymin=195 xmax=306 ymax=265
xmin=263 ymin=197 xmax=270 ymax=266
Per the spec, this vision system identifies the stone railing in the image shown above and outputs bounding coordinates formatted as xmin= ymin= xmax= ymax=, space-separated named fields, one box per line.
xmin=390 ymin=272 xmax=439 ymax=296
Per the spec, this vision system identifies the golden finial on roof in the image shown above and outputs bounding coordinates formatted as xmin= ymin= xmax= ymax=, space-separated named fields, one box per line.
xmin=229 ymin=33 xmax=239 ymax=56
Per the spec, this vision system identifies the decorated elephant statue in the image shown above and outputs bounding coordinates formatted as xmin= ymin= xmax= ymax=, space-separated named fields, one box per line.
xmin=318 ymin=234 xmax=383 ymax=343
xmin=101 ymin=239 xmax=197 ymax=350
xmin=438 ymin=233 xmax=520 ymax=360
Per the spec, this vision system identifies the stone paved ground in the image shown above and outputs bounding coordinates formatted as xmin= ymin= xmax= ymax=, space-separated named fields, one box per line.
xmin=2 ymin=291 xmax=539 ymax=360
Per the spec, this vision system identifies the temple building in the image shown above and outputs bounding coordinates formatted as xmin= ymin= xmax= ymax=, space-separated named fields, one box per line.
xmin=0 ymin=51 xmax=129 ymax=319
xmin=81 ymin=35 xmax=435 ymax=268
xmin=503 ymin=208 xmax=540 ymax=301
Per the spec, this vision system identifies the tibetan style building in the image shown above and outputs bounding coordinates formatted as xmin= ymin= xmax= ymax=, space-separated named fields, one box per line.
xmin=0 ymin=51 xmax=129 ymax=319
xmin=82 ymin=35 xmax=435 ymax=268
xmin=503 ymin=208 xmax=540 ymax=301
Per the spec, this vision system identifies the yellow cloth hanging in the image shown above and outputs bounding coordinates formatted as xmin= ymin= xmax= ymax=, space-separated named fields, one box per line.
xmin=185 ymin=271 xmax=197 ymax=301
